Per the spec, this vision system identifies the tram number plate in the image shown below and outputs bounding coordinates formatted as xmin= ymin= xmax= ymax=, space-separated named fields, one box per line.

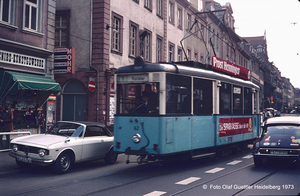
xmin=270 ymin=150 xmax=287 ymax=155
xmin=17 ymin=156 xmax=32 ymax=163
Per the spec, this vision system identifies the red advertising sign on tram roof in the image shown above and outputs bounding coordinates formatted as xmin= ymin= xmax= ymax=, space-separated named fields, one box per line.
xmin=212 ymin=56 xmax=251 ymax=80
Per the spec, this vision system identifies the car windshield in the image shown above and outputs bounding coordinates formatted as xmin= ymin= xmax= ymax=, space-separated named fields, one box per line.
xmin=46 ymin=122 xmax=84 ymax=137
xmin=264 ymin=126 xmax=300 ymax=137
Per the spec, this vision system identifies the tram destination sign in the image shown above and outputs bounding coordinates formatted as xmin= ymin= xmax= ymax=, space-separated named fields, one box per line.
xmin=117 ymin=74 xmax=148 ymax=83
xmin=212 ymin=56 xmax=251 ymax=80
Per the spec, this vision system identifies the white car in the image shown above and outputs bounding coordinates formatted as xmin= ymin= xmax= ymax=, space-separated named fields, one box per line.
xmin=9 ymin=121 xmax=117 ymax=174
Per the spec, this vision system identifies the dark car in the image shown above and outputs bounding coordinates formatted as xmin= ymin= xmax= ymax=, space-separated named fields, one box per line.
xmin=252 ymin=116 xmax=300 ymax=167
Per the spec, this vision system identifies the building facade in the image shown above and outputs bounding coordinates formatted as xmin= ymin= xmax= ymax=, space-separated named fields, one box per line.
xmin=0 ymin=0 xmax=61 ymax=133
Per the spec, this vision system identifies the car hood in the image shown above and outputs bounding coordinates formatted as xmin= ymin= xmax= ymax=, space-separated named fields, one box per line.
xmin=11 ymin=134 xmax=69 ymax=148
xmin=259 ymin=134 xmax=300 ymax=148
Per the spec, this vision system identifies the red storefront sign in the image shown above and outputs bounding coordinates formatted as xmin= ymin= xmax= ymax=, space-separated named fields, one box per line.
xmin=219 ymin=117 xmax=253 ymax=137
xmin=212 ymin=56 xmax=251 ymax=80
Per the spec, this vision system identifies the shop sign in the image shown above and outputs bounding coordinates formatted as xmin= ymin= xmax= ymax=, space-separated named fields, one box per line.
xmin=54 ymin=47 xmax=75 ymax=74
xmin=212 ymin=56 xmax=251 ymax=80
xmin=219 ymin=117 xmax=253 ymax=137
xmin=0 ymin=50 xmax=45 ymax=69
xmin=110 ymin=82 xmax=115 ymax=95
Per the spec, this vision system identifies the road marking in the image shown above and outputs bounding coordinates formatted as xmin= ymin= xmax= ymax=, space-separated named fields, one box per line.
xmin=205 ymin=167 xmax=225 ymax=173
xmin=143 ymin=191 xmax=167 ymax=196
xmin=175 ymin=177 xmax=201 ymax=185
xmin=227 ymin=160 xmax=242 ymax=165
xmin=243 ymin=155 xmax=253 ymax=159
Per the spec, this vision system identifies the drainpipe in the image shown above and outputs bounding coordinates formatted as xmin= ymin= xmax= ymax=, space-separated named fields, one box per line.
xmin=89 ymin=0 xmax=99 ymax=122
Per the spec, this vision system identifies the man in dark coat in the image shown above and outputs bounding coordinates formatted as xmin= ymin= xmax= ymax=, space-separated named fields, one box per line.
xmin=0 ymin=104 xmax=13 ymax=149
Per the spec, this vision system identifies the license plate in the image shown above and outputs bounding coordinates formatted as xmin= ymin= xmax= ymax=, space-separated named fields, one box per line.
xmin=270 ymin=150 xmax=288 ymax=155
xmin=17 ymin=156 xmax=32 ymax=163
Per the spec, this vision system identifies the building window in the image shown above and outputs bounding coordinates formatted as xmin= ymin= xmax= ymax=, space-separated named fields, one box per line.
xmin=111 ymin=12 xmax=123 ymax=54
xmin=129 ymin=21 xmax=138 ymax=57
xmin=140 ymin=30 xmax=151 ymax=62
xmin=169 ymin=42 xmax=175 ymax=62
xmin=194 ymin=52 xmax=198 ymax=61
xmin=216 ymin=33 xmax=219 ymax=50
xmin=187 ymin=49 xmax=191 ymax=61
xmin=55 ymin=11 xmax=70 ymax=48
xmin=194 ymin=23 xmax=199 ymax=37
xmin=156 ymin=36 xmax=162 ymax=62
xmin=177 ymin=7 xmax=182 ymax=29
xmin=212 ymin=29 xmax=215 ymax=46
xmin=144 ymin=33 xmax=151 ymax=61
xmin=0 ymin=0 xmax=10 ymax=23
xmin=169 ymin=1 xmax=174 ymax=25
xmin=187 ymin=13 xmax=191 ymax=30
xmin=144 ymin=0 xmax=152 ymax=10
xmin=156 ymin=0 xmax=162 ymax=17
xmin=178 ymin=48 xmax=182 ymax=61
xmin=133 ymin=0 xmax=139 ymax=3
xmin=23 ymin=0 xmax=43 ymax=32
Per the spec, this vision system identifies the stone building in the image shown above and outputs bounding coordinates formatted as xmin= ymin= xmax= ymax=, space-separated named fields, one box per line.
xmin=0 ymin=0 xmax=61 ymax=132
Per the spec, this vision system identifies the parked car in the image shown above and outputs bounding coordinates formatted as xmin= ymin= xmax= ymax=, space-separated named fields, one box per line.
xmin=9 ymin=121 xmax=117 ymax=174
xmin=252 ymin=116 xmax=300 ymax=167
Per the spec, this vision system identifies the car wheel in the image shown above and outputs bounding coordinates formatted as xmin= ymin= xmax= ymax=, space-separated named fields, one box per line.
xmin=54 ymin=152 xmax=73 ymax=174
xmin=16 ymin=159 xmax=30 ymax=168
xmin=104 ymin=148 xmax=118 ymax=164
xmin=254 ymin=157 xmax=264 ymax=167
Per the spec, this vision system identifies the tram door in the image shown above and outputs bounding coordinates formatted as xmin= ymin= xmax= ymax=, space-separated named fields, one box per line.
xmin=62 ymin=80 xmax=87 ymax=121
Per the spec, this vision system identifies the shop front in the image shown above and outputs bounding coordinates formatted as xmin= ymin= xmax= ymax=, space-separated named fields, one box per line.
xmin=0 ymin=70 xmax=61 ymax=134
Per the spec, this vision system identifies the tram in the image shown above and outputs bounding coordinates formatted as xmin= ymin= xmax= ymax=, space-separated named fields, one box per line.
xmin=113 ymin=56 xmax=261 ymax=164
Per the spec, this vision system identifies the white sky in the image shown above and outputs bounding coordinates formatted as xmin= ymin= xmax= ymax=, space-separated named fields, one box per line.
xmin=215 ymin=0 xmax=300 ymax=88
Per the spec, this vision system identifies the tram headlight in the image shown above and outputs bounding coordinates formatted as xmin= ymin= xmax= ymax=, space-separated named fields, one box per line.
xmin=132 ymin=133 xmax=141 ymax=143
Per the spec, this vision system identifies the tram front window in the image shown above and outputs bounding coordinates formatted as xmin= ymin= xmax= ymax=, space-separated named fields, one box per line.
xmin=116 ymin=82 xmax=159 ymax=115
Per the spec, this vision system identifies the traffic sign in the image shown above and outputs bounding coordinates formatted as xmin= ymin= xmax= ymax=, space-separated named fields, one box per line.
xmin=88 ymin=80 xmax=96 ymax=92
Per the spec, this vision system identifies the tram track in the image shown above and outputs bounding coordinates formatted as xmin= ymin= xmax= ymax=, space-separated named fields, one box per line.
xmin=169 ymin=160 xmax=297 ymax=196
xmin=6 ymin=150 xmax=295 ymax=196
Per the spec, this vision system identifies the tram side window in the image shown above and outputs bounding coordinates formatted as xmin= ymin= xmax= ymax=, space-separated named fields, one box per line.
xmin=193 ymin=78 xmax=212 ymax=115
xmin=220 ymin=82 xmax=231 ymax=114
xmin=233 ymin=85 xmax=243 ymax=114
xmin=166 ymin=74 xmax=191 ymax=114
xmin=244 ymin=87 xmax=252 ymax=114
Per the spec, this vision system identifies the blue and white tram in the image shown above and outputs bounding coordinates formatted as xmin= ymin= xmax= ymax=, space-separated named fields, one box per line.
xmin=113 ymin=56 xmax=260 ymax=163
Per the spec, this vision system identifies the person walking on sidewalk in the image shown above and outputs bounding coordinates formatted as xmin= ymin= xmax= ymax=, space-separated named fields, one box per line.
xmin=0 ymin=104 xmax=13 ymax=149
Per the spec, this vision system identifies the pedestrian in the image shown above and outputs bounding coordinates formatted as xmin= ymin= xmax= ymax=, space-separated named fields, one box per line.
xmin=0 ymin=104 xmax=13 ymax=149
xmin=144 ymin=83 xmax=159 ymax=110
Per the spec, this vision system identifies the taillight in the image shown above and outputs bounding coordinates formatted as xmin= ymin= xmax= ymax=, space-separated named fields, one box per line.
xmin=153 ymin=144 xmax=158 ymax=151
xmin=259 ymin=149 xmax=268 ymax=154
xmin=289 ymin=150 xmax=298 ymax=155
xmin=116 ymin=142 xmax=121 ymax=149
